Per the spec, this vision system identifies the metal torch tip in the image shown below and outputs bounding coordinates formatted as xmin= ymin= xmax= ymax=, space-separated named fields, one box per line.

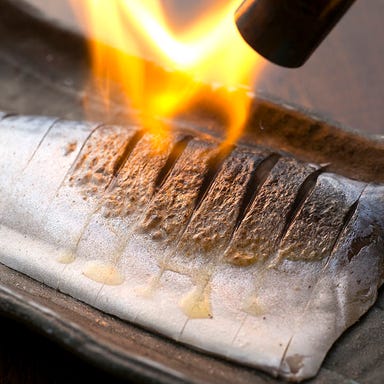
xmin=235 ymin=0 xmax=356 ymax=68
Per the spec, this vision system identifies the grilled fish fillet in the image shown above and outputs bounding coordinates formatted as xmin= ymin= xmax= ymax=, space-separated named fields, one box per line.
xmin=0 ymin=113 xmax=383 ymax=381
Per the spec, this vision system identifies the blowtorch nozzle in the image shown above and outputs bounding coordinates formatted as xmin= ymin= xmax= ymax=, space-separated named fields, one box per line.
xmin=235 ymin=0 xmax=356 ymax=68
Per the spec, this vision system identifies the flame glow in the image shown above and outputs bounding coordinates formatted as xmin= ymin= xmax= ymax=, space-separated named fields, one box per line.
xmin=73 ymin=0 xmax=265 ymax=147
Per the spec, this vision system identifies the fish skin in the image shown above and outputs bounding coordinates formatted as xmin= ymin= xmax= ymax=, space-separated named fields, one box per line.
xmin=224 ymin=157 xmax=319 ymax=266
xmin=0 ymin=113 xmax=383 ymax=382
xmin=0 ymin=114 xmax=58 ymax=218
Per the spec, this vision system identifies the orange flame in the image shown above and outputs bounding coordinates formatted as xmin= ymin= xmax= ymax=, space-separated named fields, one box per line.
xmin=73 ymin=0 xmax=265 ymax=148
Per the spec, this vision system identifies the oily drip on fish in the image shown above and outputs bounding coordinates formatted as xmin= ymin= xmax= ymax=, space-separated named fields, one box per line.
xmin=0 ymin=113 xmax=383 ymax=381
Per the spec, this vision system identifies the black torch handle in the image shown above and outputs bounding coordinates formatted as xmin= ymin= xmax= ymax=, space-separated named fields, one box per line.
xmin=235 ymin=0 xmax=356 ymax=68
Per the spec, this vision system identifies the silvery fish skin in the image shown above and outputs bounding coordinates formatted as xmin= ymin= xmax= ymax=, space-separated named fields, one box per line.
xmin=0 ymin=113 xmax=383 ymax=381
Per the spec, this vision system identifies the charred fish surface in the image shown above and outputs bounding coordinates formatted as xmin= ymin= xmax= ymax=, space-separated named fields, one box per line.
xmin=0 ymin=113 xmax=383 ymax=381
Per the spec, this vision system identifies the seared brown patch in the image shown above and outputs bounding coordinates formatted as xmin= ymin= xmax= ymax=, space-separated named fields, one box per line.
xmin=67 ymin=125 xmax=371 ymax=266
xmin=278 ymin=175 xmax=365 ymax=262
xmin=101 ymin=132 xmax=176 ymax=217
xmin=139 ymin=138 xmax=220 ymax=243
xmin=225 ymin=158 xmax=319 ymax=265
xmin=69 ymin=125 xmax=138 ymax=197
xmin=177 ymin=148 xmax=270 ymax=257
xmin=64 ymin=141 xmax=77 ymax=156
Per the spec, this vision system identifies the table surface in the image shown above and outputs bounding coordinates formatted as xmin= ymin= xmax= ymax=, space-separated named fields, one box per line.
xmin=0 ymin=1 xmax=383 ymax=383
